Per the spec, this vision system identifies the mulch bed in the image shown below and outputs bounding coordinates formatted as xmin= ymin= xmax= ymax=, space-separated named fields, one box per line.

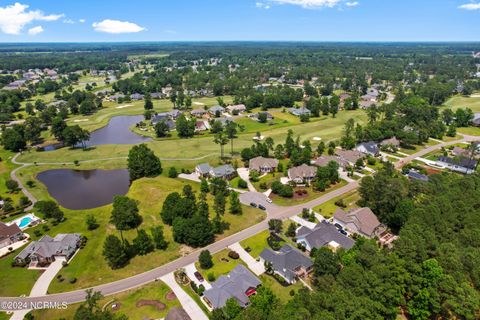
xmin=165 ymin=291 xmax=177 ymax=301
xmin=136 ymin=300 xmax=166 ymax=311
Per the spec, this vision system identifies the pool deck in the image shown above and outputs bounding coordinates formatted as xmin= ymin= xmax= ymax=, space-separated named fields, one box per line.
xmin=6 ymin=213 xmax=42 ymax=230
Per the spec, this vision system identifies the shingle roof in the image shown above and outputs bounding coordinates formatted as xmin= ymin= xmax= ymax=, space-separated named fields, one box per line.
xmin=249 ymin=156 xmax=279 ymax=171
xmin=204 ymin=264 xmax=261 ymax=309
xmin=0 ymin=222 xmax=22 ymax=242
xmin=335 ymin=149 xmax=364 ymax=163
xmin=211 ymin=164 xmax=235 ymax=178
xmin=15 ymin=233 xmax=81 ymax=260
xmin=313 ymin=156 xmax=349 ymax=168
xmin=196 ymin=163 xmax=211 ymax=174
xmin=288 ymin=164 xmax=316 ymax=180
xmin=297 ymin=221 xmax=355 ymax=250
xmin=259 ymin=244 xmax=313 ymax=282
xmin=438 ymin=156 xmax=478 ymax=170
xmin=334 ymin=208 xmax=383 ymax=237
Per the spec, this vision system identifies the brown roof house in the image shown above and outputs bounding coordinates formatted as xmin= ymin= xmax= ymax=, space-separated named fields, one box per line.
xmin=0 ymin=222 xmax=23 ymax=249
xmin=333 ymin=208 xmax=386 ymax=238
xmin=380 ymin=137 xmax=400 ymax=152
xmin=313 ymin=155 xmax=349 ymax=169
xmin=451 ymin=146 xmax=470 ymax=157
xmin=249 ymin=156 xmax=279 ymax=173
xmin=335 ymin=149 xmax=365 ymax=165
xmin=288 ymin=164 xmax=317 ymax=184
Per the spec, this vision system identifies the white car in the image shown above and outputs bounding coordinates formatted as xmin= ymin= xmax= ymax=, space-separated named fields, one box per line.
xmin=266 ymin=198 xmax=273 ymax=203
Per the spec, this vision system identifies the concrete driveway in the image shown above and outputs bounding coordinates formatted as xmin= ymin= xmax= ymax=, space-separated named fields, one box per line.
xmin=184 ymin=263 xmax=212 ymax=290
xmin=160 ymin=272 xmax=208 ymax=320
xmin=236 ymin=168 xmax=256 ymax=192
xmin=290 ymin=215 xmax=316 ymax=229
xmin=178 ymin=172 xmax=201 ymax=183
xmin=228 ymin=242 xmax=265 ymax=276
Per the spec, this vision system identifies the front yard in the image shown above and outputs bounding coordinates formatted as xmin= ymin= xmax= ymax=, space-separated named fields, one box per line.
xmin=313 ymin=190 xmax=361 ymax=218
xmin=271 ymin=180 xmax=348 ymax=206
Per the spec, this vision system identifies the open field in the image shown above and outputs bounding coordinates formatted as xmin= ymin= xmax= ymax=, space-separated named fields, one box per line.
xmin=31 ymin=280 xmax=180 ymax=320
xmin=444 ymin=95 xmax=480 ymax=113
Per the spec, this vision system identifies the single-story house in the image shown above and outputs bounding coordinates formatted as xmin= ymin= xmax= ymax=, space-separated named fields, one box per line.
xmin=0 ymin=222 xmax=23 ymax=249
xmin=335 ymin=149 xmax=365 ymax=165
xmin=259 ymin=244 xmax=313 ymax=284
xmin=150 ymin=92 xmax=163 ymax=99
xmin=407 ymin=170 xmax=429 ymax=182
xmin=451 ymin=146 xmax=470 ymax=157
xmin=195 ymin=163 xmax=236 ymax=180
xmin=208 ymin=105 xmax=225 ymax=116
xmin=333 ymin=208 xmax=386 ymax=239
xmin=203 ymin=264 xmax=261 ymax=309
xmin=313 ymin=156 xmax=349 ymax=169
xmin=195 ymin=120 xmax=209 ymax=132
xmin=191 ymin=109 xmax=207 ymax=118
xmin=152 ymin=110 xmax=181 ymax=125
xmin=355 ymin=141 xmax=380 ymax=157
xmin=15 ymin=233 xmax=81 ymax=265
xmin=289 ymin=107 xmax=311 ymax=117
xmin=380 ymin=137 xmax=400 ymax=148
xmin=226 ymin=104 xmax=246 ymax=114
xmin=472 ymin=113 xmax=480 ymax=127
xmin=249 ymin=156 xmax=279 ymax=173
xmin=359 ymin=100 xmax=376 ymax=109
xmin=296 ymin=221 xmax=355 ymax=252
xmin=130 ymin=93 xmax=144 ymax=100
xmin=437 ymin=156 xmax=478 ymax=174
xmin=250 ymin=112 xmax=274 ymax=122
xmin=288 ymin=164 xmax=317 ymax=184
xmin=339 ymin=93 xmax=351 ymax=102
xmin=108 ymin=93 xmax=126 ymax=102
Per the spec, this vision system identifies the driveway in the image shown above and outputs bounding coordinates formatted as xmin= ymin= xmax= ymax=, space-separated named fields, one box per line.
xmin=178 ymin=172 xmax=201 ymax=183
xmin=239 ymin=192 xmax=277 ymax=213
xmin=160 ymin=273 xmax=208 ymax=320
xmin=228 ymin=242 xmax=265 ymax=276
xmin=290 ymin=215 xmax=316 ymax=230
xmin=184 ymin=263 xmax=211 ymax=290
xmin=236 ymin=168 xmax=256 ymax=192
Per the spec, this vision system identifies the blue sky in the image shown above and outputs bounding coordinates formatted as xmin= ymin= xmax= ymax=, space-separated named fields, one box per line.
xmin=0 ymin=0 xmax=479 ymax=42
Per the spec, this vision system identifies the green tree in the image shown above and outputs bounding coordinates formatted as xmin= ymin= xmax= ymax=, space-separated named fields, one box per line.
xmin=154 ymin=121 xmax=170 ymax=138
xmin=133 ymin=229 xmax=154 ymax=255
xmin=229 ymin=191 xmax=242 ymax=214
xmin=176 ymin=113 xmax=196 ymax=138
xmin=199 ymin=250 xmax=213 ymax=269
xmin=151 ymin=226 xmax=168 ymax=250
xmin=110 ymin=195 xmax=142 ymax=239
xmin=214 ymin=131 xmax=229 ymax=159
xmin=5 ymin=179 xmax=18 ymax=192
xmin=103 ymin=235 xmax=129 ymax=269
xmin=85 ymin=214 xmax=99 ymax=230
xmin=127 ymin=144 xmax=162 ymax=180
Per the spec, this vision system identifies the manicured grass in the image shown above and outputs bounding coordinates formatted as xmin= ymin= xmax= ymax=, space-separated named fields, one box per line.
xmin=271 ymin=180 xmax=348 ymax=206
xmin=0 ymin=148 xmax=24 ymax=211
xmin=229 ymin=176 xmax=248 ymax=190
xmin=195 ymin=249 xmax=247 ymax=281
xmin=259 ymin=274 xmax=304 ymax=304
xmin=457 ymin=126 xmax=480 ymax=136
xmin=0 ymin=312 xmax=9 ymax=320
xmin=251 ymin=172 xmax=284 ymax=191
xmin=444 ymin=95 xmax=480 ymax=113
xmin=313 ymin=190 xmax=360 ymax=218
xmin=32 ymin=280 xmax=180 ymax=320
xmin=0 ymin=248 xmax=42 ymax=297
xmin=239 ymin=230 xmax=270 ymax=258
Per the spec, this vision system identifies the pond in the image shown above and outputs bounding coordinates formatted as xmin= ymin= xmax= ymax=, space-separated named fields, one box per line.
xmin=37 ymin=169 xmax=130 ymax=210
xmin=86 ymin=115 xmax=152 ymax=146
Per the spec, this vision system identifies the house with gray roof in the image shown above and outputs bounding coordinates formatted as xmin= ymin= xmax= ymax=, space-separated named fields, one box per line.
xmin=289 ymin=106 xmax=311 ymax=117
xmin=333 ymin=208 xmax=386 ymax=239
xmin=296 ymin=221 xmax=355 ymax=252
xmin=130 ymin=93 xmax=145 ymax=100
xmin=259 ymin=244 xmax=313 ymax=284
xmin=191 ymin=109 xmax=207 ymax=118
xmin=437 ymin=156 xmax=478 ymax=174
xmin=203 ymin=264 xmax=261 ymax=309
xmin=335 ymin=149 xmax=365 ymax=165
xmin=226 ymin=104 xmax=246 ymax=114
xmin=288 ymin=164 xmax=317 ymax=184
xmin=355 ymin=141 xmax=380 ymax=157
xmin=15 ymin=233 xmax=81 ymax=266
xmin=208 ymin=105 xmax=225 ymax=116
xmin=249 ymin=156 xmax=279 ymax=173
xmin=313 ymin=155 xmax=349 ymax=169
xmin=195 ymin=163 xmax=236 ymax=180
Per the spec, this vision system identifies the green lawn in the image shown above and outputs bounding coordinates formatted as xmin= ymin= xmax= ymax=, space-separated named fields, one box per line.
xmin=0 ymin=249 xmax=42 ymax=296
xmin=252 ymin=172 xmax=284 ymax=191
xmin=444 ymin=95 xmax=480 ymax=113
xmin=195 ymin=249 xmax=247 ymax=282
xmin=32 ymin=280 xmax=180 ymax=320
xmin=239 ymin=230 xmax=270 ymax=258
xmin=271 ymin=180 xmax=348 ymax=206
xmin=229 ymin=176 xmax=248 ymax=190
xmin=457 ymin=126 xmax=480 ymax=136
xmin=260 ymin=274 xmax=304 ymax=304
xmin=313 ymin=190 xmax=360 ymax=218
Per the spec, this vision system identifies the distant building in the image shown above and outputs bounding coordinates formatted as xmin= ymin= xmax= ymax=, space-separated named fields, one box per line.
xmin=226 ymin=104 xmax=246 ymax=114
xmin=355 ymin=141 xmax=380 ymax=157
xmin=288 ymin=164 xmax=317 ymax=184
xmin=208 ymin=105 xmax=225 ymax=116
xmin=407 ymin=170 xmax=429 ymax=182
xmin=289 ymin=106 xmax=311 ymax=117
xmin=437 ymin=156 xmax=478 ymax=174
xmin=313 ymin=155 xmax=349 ymax=169
xmin=335 ymin=149 xmax=365 ymax=165
xmin=0 ymin=222 xmax=23 ymax=249
xmin=195 ymin=163 xmax=236 ymax=180
xmin=248 ymin=156 xmax=279 ymax=173
xmin=333 ymin=208 xmax=386 ymax=239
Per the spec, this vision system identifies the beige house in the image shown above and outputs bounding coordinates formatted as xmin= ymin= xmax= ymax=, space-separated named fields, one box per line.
xmin=333 ymin=207 xmax=386 ymax=238
xmin=248 ymin=156 xmax=279 ymax=173
xmin=288 ymin=164 xmax=317 ymax=184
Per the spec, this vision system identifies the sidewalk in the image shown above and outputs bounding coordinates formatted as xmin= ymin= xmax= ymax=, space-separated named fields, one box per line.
xmin=160 ymin=273 xmax=209 ymax=320
xmin=228 ymin=242 xmax=265 ymax=276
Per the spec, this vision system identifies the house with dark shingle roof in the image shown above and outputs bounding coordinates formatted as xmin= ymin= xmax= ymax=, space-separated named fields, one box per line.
xmin=259 ymin=244 xmax=313 ymax=284
xmin=208 ymin=105 xmax=225 ymax=116
xmin=407 ymin=170 xmax=429 ymax=182
xmin=437 ymin=156 xmax=478 ymax=174
xmin=15 ymin=233 xmax=81 ymax=265
xmin=313 ymin=156 xmax=349 ymax=169
xmin=0 ymin=222 xmax=23 ymax=249
xmin=203 ymin=264 xmax=261 ymax=309
xmin=333 ymin=208 xmax=386 ymax=239
xmin=195 ymin=163 xmax=236 ymax=180
xmin=296 ymin=221 xmax=355 ymax=252
xmin=355 ymin=141 xmax=380 ymax=157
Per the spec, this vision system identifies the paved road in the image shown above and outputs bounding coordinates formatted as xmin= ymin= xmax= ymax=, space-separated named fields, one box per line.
xmin=1 ymin=135 xmax=478 ymax=310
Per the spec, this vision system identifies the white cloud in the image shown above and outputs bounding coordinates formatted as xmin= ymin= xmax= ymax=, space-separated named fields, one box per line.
xmin=269 ymin=0 xmax=341 ymax=8
xmin=346 ymin=1 xmax=359 ymax=7
xmin=0 ymin=2 xmax=63 ymax=35
xmin=92 ymin=19 xmax=146 ymax=34
xmin=256 ymin=2 xmax=271 ymax=9
xmin=63 ymin=19 xmax=75 ymax=24
xmin=28 ymin=25 xmax=43 ymax=35
xmin=459 ymin=2 xmax=480 ymax=10
xmin=79 ymin=19 xmax=86 ymax=23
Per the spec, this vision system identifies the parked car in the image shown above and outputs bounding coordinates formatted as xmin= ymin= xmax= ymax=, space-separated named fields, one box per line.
xmin=266 ymin=198 xmax=273 ymax=203
xmin=250 ymin=202 xmax=257 ymax=208
xmin=194 ymin=271 xmax=204 ymax=282
xmin=258 ymin=205 xmax=266 ymax=210
xmin=339 ymin=229 xmax=348 ymax=236
xmin=334 ymin=223 xmax=343 ymax=230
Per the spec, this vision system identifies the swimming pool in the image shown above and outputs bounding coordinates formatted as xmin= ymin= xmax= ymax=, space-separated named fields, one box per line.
xmin=18 ymin=217 xmax=33 ymax=228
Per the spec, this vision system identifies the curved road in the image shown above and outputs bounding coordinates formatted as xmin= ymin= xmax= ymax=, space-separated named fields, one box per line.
xmin=1 ymin=135 xmax=478 ymax=310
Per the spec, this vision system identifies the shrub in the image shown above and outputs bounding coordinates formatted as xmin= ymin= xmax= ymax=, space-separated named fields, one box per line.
xmin=168 ymin=167 xmax=178 ymax=178
xmin=237 ymin=179 xmax=248 ymax=189
xmin=42 ymin=224 xmax=50 ymax=231
xmin=69 ymin=278 xmax=77 ymax=284
xmin=334 ymin=199 xmax=346 ymax=208
xmin=207 ymin=273 xmax=216 ymax=282
xmin=199 ymin=250 xmax=213 ymax=269
xmin=228 ymin=250 xmax=240 ymax=259
xmin=33 ymin=230 xmax=42 ymax=237
xmin=259 ymin=182 xmax=268 ymax=190
xmin=289 ymin=289 xmax=295 ymax=296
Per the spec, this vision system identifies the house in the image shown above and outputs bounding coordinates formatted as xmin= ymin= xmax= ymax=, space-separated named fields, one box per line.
xmin=289 ymin=107 xmax=311 ymax=117
xmin=152 ymin=110 xmax=181 ymax=125
xmin=108 ymin=93 xmax=125 ymax=102
xmin=15 ymin=233 xmax=81 ymax=265
xmin=472 ymin=113 xmax=480 ymax=127
xmin=451 ymin=146 xmax=470 ymax=157
xmin=195 ymin=120 xmax=209 ymax=132
xmin=359 ymin=100 xmax=376 ymax=109
xmin=208 ymin=105 xmax=225 ymax=116
xmin=437 ymin=156 xmax=478 ymax=174
xmin=355 ymin=141 xmax=380 ymax=157
xmin=288 ymin=164 xmax=317 ymax=184
xmin=339 ymin=93 xmax=351 ymax=102
xmin=313 ymin=156 xmax=349 ymax=169
xmin=150 ymin=92 xmax=163 ymax=99
xmin=333 ymin=208 xmax=386 ymax=239
xmin=249 ymin=156 xmax=279 ymax=173
xmin=226 ymin=104 xmax=246 ymax=114
xmin=195 ymin=163 xmax=236 ymax=179
xmin=191 ymin=109 xmax=207 ymax=118
xmin=335 ymin=149 xmax=365 ymax=165
xmin=130 ymin=93 xmax=144 ymax=100
xmin=0 ymin=222 xmax=23 ymax=249
xmin=249 ymin=112 xmax=273 ymax=122
xmin=380 ymin=137 xmax=400 ymax=148
xmin=259 ymin=244 xmax=313 ymax=284
xmin=203 ymin=264 xmax=261 ymax=309
xmin=407 ymin=170 xmax=429 ymax=182
xmin=296 ymin=221 xmax=355 ymax=251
